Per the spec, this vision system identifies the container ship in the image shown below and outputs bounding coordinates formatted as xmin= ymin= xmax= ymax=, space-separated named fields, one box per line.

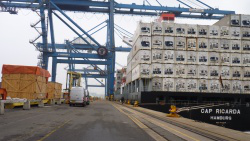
xmin=114 ymin=14 xmax=250 ymax=131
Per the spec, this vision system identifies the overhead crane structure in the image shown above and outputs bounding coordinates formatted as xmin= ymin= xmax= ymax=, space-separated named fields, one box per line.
xmin=1 ymin=0 xmax=235 ymax=96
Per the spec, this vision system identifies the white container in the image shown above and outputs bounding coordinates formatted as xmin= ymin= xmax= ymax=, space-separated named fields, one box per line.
xmin=127 ymin=51 xmax=133 ymax=63
xmin=231 ymin=53 xmax=241 ymax=66
xmin=209 ymin=25 xmax=220 ymax=38
xmin=208 ymin=52 xmax=220 ymax=66
xmin=198 ymin=52 xmax=208 ymax=65
xmin=243 ymin=67 xmax=250 ymax=80
xmin=230 ymin=15 xmax=241 ymax=26
xmin=127 ymin=61 xmax=132 ymax=73
xmin=163 ymin=64 xmax=175 ymax=77
xmin=197 ymin=25 xmax=208 ymax=37
xmin=242 ymin=41 xmax=250 ymax=53
xmin=241 ymin=28 xmax=250 ymax=40
xmin=133 ymin=22 xmax=151 ymax=40
xmin=220 ymin=66 xmax=231 ymax=79
xmin=152 ymin=63 xmax=163 ymax=77
xmin=163 ymin=50 xmax=175 ymax=64
xmin=231 ymin=40 xmax=241 ymax=53
xmin=230 ymin=27 xmax=241 ymax=39
xmin=242 ymin=54 xmax=250 ymax=66
xmin=152 ymin=78 xmax=162 ymax=91
xmin=164 ymin=36 xmax=175 ymax=50
xmin=175 ymin=37 xmax=186 ymax=50
xmin=133 ymin=50 xmax=151 ymax=68
xmin=163 ymin=23 xmax=175 ymax=36
xmin=198 ymin=79 xmax=209 ymax=92
xmin=152 ymin=49 xmax=163 ymax=63
xmin=241 ymin=14 xmax=250 ymax=27
xmin=186 ymin=51 xmax=197 ymax=64
xmin=209 ymin=80 xmax=220 ymax=93
xmin=133 ymin=36 xmax=151 ymax=56
xmin=186 ymin=65 xmax=197 ymax=78
xmin=231 ymin=67 xmax=242 ymax=80
xmin=198 ymin=65 xmax=209 ymax=79
xmin=209 ymin=66 xmax=220 ymax=79
xmin=175 ymin=78 xmax=186 ymax=92
xmin=152 ymin=36 xmax=163 ymax=49
xmin=208 ymin=39 xmax=220 ymax=52
xmin=175 ymin=51 xmax=186 ymax=64
xmin=186 ymin=24 xmax=197 ymax=37
xmin=220 ymin=39 xmax=231 ymax=52
xmin=175 ymin=64 xmax=186 ymax=78
xmin=232 ymin=80 xmax=242 ymax=93
xmin=197 ymin=38 xmax=208 ymax=51
xmin=163 ymin=78 xmax=175 ymax=91
xmin=131 ymin=57 xmax=136 ymax=69
xmin=220 ymin=53 xmax=231 ymax=66
xmin=221 ymin=80 xmax=232 ymax=93
xmin=152 ymin=22 xmax=163 ymax=35
xmin=126 ymin=72 xmax=132 ymax=84
xmin=187 ymin=38 xmax=197 ymax=51
xmin=220 ymin=26 xmax=230 ymax=38
xmin=186 ymin=79 xmax=198 ymax=92
xmin=214 ymin=14 xmax=240 ymax=27
xmin=242 ymin=81 xmax=250 ymax=93
xmin=132 ymin=64 xmax=151 ymax=81
xmin=175 ymin=23 xmax=186 ymax=36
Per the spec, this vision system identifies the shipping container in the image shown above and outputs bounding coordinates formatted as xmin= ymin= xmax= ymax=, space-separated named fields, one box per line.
xmin=152 ymin=22 xmax=163 ymax=35
xmin=231 ymin=53 xmax=242 ymax=66
xmin=231 ymin=40 xmax=241 ymax=53
xmin=198 ymin=65 xmax=209 ymax=79
xmin=187 ymin=38 xmax=197 ymax=51
xmin=132 ymin=64 xmax=151 ymax=81
xmin=175 ymin=23 xmax=187 ymax=36
xmin=175 ymin=37 xmax=186 ymax=50
xmin=163 ymin=64 xmax=175 ymax=77
xmin=164 ymin=36 xmax=175 ymax=50
xmin=197 ymin=25 xmax=208 ymax=37
xmin=220 ymin=53 xmax=231 ymax=66
xmin=186 ymin=51 xmax=197 ymax=64
xmin=175 ymin=78 xmax=186 ymax=92
xmin=209 ymin=25 xmax=220 ymax=38
xmin=242 ymin=40 xmax=250 ymax=53
xmin=133 ymin=22 xmax=151 ymax=41
xmin=209 ymin=80 xmax=220 ymax=93
xmin=162 ymin=78 xmax=175 ymax=91
xmin=197 ymin=38 xmax=208 ymax=51
xmin=186 ymin=65 xmax=197 ymax=78
xmin=221 ymin=80 xmax=232 ymax=93
xmin=214 ymin=14 xmax=240 ymax=27
xmin=127 ymin=61 xmax=132 ymax=73
xmin=198 ymin=52 xmax=208 ymax=65
xmin=198 ymin=79 xmax=209 ymax=92
xmin=127 ymin=51 xmax=133 ymax=63
xmin=241 ymin=28 xmax=250 ymax=40
xmin=133 ymin=36 xmax=151 ymax=56
xmin=126 ymin=72 xmax=132 ymax=84
xmin=131 ymin=56 xmax=136 ymax=69
xmin=208 ymin=39 xmax=220 ymax=52
xmin=208 ymin=52 xmax=220 ymax=65
xmin=242 ymin=54 xmax=250 ymax=66
xmin=209 ymin=66 xmax=220 ymax=79
xmin=220 ymin=26 xmax=230 ymax=38
xmin=163 ymin=22 xmax=175 ymax=36
xmin=242 ymin=67 xmax=250 ymax=80
xmin=152 ymin=36 xmax=163 ymax=49
xmin=230 ymin=27 xmax=241 ymax=39
xmin=175 ymin=51 xmax=186 ymax=64
xmin=242 ymin=81 xmax=250 ymax=93
xmin=186 ymin=79 xmax=198 ymax=92
xmin=220 ymin=39 xmax=231 ymax=52
xmin=152 ymin=78 xmax=162 ymax=91
xmin=186 ymin=24 xmax=197 ymax=37
xmin=231 ymin=67 xmax=242 ymax=80
xmin=152 ymin=49 xmax=163 ymax=63
xmin=232 ymin=80 xmax=242 ymax=93
xmin=241 ymin=14 xmax=250 ymax=27
xmin=152 ymin=63 xmax=163 ymax=77
xmin=132 ymin=50 xmax=151 ymax=68
xmin=220 ymin=66 xmax=231 ymax=79
xmin=163 ymin=50 xmax=175 ymax=64
xmin=175 ymin=64 xmax=186 ymax=78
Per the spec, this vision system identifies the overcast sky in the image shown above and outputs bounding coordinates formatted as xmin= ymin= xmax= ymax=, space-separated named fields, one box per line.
xmin=0 ymin=0 xmax=249 ymax=96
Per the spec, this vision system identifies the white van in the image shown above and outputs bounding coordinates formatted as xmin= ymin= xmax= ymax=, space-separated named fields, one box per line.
xmin=70 ymin=87 xmax=87 ymax=107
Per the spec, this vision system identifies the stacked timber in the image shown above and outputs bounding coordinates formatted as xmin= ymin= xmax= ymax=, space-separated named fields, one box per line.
xmin=47 ymin=82 xmax=62 ymax=99
xmin=1 ymin=65 xmax=50 ymax=99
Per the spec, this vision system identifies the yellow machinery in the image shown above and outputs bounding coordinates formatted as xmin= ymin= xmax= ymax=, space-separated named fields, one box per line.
xmin=127 ymin=100 xmax=131 ymax=105
xmin=167 ymin=105 xmax=180 ymax=117
xmin=66 ymin=71 xmax=82 ymax=91
xmin=133 ymin=101 xmax=139 ymax=107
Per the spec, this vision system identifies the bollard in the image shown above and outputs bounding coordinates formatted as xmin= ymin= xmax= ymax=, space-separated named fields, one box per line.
xmin=23 ymin=100 xmax=31 ymax=110
xmin=38 ymin=100 xmax=44 ymax=108
xmin=49 ymin=99 xmax=55 ymax=105
xmin=0 ymin=101 xmax=4 ymax=115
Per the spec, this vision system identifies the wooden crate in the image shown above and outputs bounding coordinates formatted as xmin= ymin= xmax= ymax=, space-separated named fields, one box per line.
xmin=47 ymin=82 xmax=62 ymax=99
xmin=1 ymin=74 xmax=47 ymax=99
